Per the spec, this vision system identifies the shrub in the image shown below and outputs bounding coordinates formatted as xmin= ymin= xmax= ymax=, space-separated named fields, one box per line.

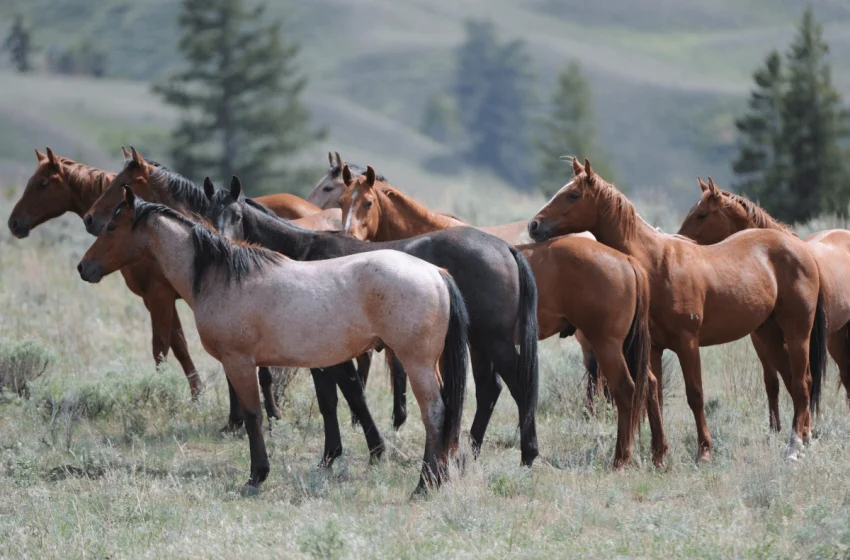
xmin=0 ymin=338 xmax=53 ymax=397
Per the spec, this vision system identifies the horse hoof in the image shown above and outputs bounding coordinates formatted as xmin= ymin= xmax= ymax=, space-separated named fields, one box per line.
xmin=270 ymin=408 xmax=282 ymax=421
xmin=393 ymin=409 xmax=407 ymax=431
xmin=697 ymin=449 xmax=711 ymax=463
xmin=369 ymin=444 xmax=385 ymax=465
xmin=240 ymin=484 xmax=260 ymax=497
xmin=784 ymin=434 xmax=804 ymax=460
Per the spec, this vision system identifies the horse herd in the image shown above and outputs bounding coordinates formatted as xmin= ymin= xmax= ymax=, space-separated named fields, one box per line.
xmin=7 ymin=148 xmax=847 ymax=497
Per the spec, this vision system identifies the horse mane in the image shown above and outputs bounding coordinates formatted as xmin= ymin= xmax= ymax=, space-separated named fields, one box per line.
xmin=584 ymin=174 xmax=637 ymax=239
xmin=58 ymin=156 xmax=114 ymax=200
xmin=124 ymin=198 xmax=282 ymax=295
xmin=721 ymin=189 xmax=796 ymax=235
xmin=329 ymin=162 xmax=386 ymax=182
xmin=124 ymin=157 xmax=211 ymax=214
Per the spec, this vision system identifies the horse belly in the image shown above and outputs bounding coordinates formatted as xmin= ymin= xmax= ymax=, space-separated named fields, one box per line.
xmin=698 ymin=294 xmax=774 ymax=346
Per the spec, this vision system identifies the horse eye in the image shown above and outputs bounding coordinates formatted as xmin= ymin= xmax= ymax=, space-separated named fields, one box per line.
xmin=122 ymin=183 xmax=129 ymax=188
xmin=106 ymin=223 xmax=116 ymax=232
xmin=39 ymin=180 xmax=49 ymax=188
xmin=364 ymin=200 xmax=373 ymax=208
xmin=697 ymin=213 xmax=707 ymax=220
xmin=568 ymin=191 xmax=580 ymax=200
xmin=323 ymin=186 xmax=333 ymax=192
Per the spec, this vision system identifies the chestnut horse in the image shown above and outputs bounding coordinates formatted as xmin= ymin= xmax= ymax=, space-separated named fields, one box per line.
xmin=679 ymin=177 xmax=850 ymax=421
xmin=78 ymin=188 xmax=469 ymax=494
xmin=338 ymin=167 xmax=666 ymax=466
xmin=81 ymin=148 xmax=365 ymax=433
xmin=529 ymin=158 xmax=827 ymax=460
xmin=7 ymin=148 xmax=203 ymax=398
xmin=206 ymin=175 xmax=541 ymax=466
xmin=336 ymin=166 xmax=608 ymax=413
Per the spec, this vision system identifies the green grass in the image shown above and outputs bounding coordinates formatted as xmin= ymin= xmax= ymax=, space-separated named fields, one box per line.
xmin=2 ymin=186 xmax=850 ymax=558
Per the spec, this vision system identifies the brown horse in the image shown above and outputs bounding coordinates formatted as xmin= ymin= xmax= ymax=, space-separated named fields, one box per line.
xmin=78 ymin=188 xmax=469 ymax=495
xmin=529 ymin=157 xmax=828 ymax=460
xmin=339 ymin=166 xmax=664 ymax=466
xmin=7 ymin=148 xmax=203 ymax=397
xmin=336 ymin=166 xmax=607 ymax=411
xmin=679 ymin=177 xmax=850 ymax=420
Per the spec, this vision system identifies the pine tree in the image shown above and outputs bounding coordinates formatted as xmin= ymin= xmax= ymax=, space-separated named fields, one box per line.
xmin=454 ymin=20 xmax=535 ymax=188
xmin=154 ymin=0 xmax=324 ymax=193
xmin=781 ymin=7 xmax=850 ymax=220
xmin=3 ymin=15 xmax=31 ymax=72
xmin=536 ymin=61 xmax=613 ymax=196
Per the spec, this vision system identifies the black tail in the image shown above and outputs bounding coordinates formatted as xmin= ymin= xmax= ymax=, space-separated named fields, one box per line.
xmin=508 ymin=246 xmax=539 ymax=437
xmin=624 ymin=257 xmax=651 ymax=435
xmin=809 ymin=291 xmax=828 ymax=414
xmin=439 ymin=270 xmax=470 ymax=451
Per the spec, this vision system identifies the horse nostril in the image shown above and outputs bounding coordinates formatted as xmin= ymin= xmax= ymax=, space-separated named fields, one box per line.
xmin=529 ymin=220 xmax=539 ymax=233
xmin=84 ymin=215 xmax=93 ymax=226
xmin=77 ymin=263 xmax=83 ymax=274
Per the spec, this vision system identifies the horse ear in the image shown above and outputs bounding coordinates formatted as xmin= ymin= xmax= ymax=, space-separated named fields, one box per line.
xmin=707 ymin=176 xmax=720 ymax=197
xmin=572 ymin=156 xmax=585 ymax=177
xmin=123 ymin=186 xmax=136 ymax=209
xmin=698 ymin=177 xmax=710 ymax=192
xmin=365 ymin=166 xmax=376 ymax=187
xmin=342 ymin=164 xmax=353 ymax=186
xmin=335 ymin=151 xmax=343 ymax=169
xmin=130 ymin=146 xmax=144 ymax=167
xmin=121 ymin=146 xmax=131 ymax=159
xmin=584 ymin=158 xmax=595 ymax=179
xmin=230 ymin=176 xmax=242 ymax=200
xmin=203 ymin=177 xmax=215 ymax=200
xmin=328 ymin=152 xmax=333 ymax=167
xmin=35 ymin=148 xmax=47 ymax=163
xmin=46 ymin=147 xmax=60 ymax=169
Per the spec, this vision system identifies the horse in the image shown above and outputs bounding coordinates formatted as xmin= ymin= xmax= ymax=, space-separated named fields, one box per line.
xmin=6 ymin=148 xmax=204 ymax=399
xmin=305 ymin=151 xmax=384 ymax=210
xmin=78 ymin=187 xmax=469 ymax=495
xmin=336 ymin=166 xmax=609 ymax=415
xmin=337 ymin=166 xmax=664 ymax=466
xmin=81 ymin=147 xmax=370 ymax=436
xmin=205 ymin=174 xmax=541 ymax=466
xmin=679 ymin=177 xmax=850 ymax=421
xmin=529 ymin=157 xmax=828 ymax=460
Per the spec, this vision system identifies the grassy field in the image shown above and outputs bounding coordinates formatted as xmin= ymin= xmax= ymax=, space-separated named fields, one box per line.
xmin=2 ymin=189 xmax=850 ymax=558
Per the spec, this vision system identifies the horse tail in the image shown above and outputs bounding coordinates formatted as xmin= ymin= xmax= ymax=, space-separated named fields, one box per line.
xmin=508 ymin=245 xmax=539 ymax=441
xmin=438 ymin=270 xmax=470 ymax=451
xmin=809 ymin=290 xmax=828 ymax=415
xmin=625 ymin=257 xmax=651 ymax=435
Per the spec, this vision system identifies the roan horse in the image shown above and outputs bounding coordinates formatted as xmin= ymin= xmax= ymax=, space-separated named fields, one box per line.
xmin=339 ymin=166 xmax=667 ymax=466
xmin=529 ymin=157 xmax=827 ymax=460
xmin=80 ymin=148 xmax=368 ymax=435
xmin=679 ymin=177 xmax=850 ymax=423
xmin=336 ymin=167 xmax=609 ymax=414
xmin=78 ymin=187 xmax=469 ymax=495
xmin=205 ymin=174 xmax=541 ymax=466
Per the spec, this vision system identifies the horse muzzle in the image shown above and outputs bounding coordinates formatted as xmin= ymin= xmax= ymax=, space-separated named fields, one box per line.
xmin=527 ymin=219 xmax=553 ymax=242
xmin=77 ymin=260 xmax=103 ymax=283
xmin=7 ymin=215 xmax=31 ymax=239
xmin=83 ymin=213 xmax=104 ymax=237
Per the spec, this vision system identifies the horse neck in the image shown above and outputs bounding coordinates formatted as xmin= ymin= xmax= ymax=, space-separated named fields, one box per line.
xmin=591 ymin=206 xmax=665 ymax=267
xmin=145 ymin=216 xmax=198 ymax=307
xmin=64 ymin=164 xmax=115 ymax=217
xmin=249 ymin=209 xmax=313 ymax=259
xmin=375 ymin=188 xmax=463 ymax=241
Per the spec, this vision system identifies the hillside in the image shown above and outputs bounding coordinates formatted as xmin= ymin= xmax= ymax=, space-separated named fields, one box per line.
xmin=1 ymin=0 xmax=849 ymax=209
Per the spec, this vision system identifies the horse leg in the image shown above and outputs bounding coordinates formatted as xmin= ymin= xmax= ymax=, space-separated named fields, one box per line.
xmin=674 ymin=339 xmax=712 ymax=461
xmin=645 ymin=369 xmax=668 ymax=467
xmin=310 ymin=368 xmax=343 ymax=468
xmin=386 ymin=349 xmax=408 ymax=429
xmin=142 ymin=287 xmax=175 ymax=374
xmin=258 ymin=367 xmax=281 ymax=422
xmin=827 ymin=325 xmax=850 ymax=408
xmin=488 ymin=339 xmax=539 ymax=467
xmin=577 ymin=330 xmax=601 ymax=415
xmin=168 ymin=303 xmax=203 ymax=398
xmin=222 ymin=378 xmax=244 ymax=432
xmin=350 ymin=351 xmax=373 ymax=427
xmin=223 ymin=357 xmax=269 ymax=494
xmin=468 ymin=346 xmax=500 ymax=460
xmin=332 ymin=361 xmax=385 ymax=463
xmin=594 ymin=339 xmax=635 ymax=469
xmin=750 ymin=332 xmax=785 ymax=432
xmin=651 ymin=346 xmax=664 ymax=411
xmin=404 ymin=361 xmax=446 ymax=494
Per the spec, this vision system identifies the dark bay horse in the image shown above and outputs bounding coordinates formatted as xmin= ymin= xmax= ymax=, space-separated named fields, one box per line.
xmin=206 ymin=174 xmax=541 ymax=466
xmin=78 ymin=188 xmax=469 ymax=495
xmin=679 ymin=177 xmax=850 ymax=422
xmin=336 ymin=167 xmax=608 ymax=414
xmin=81 ymin=148 xmax=367 ymax=436
xmin=337 ymin=167 xmax=664 ymax=466
xmin=529 ymin=158 xmax=827 ymax=460
xmin=7 ymin=148 xmax=203 ymax=398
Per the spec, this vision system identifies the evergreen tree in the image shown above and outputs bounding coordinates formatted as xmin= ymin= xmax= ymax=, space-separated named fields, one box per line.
xmin=536 ymin=61 xmax=613 ymax=196
xmin=454 ymin=20 xmax=535 ymax=189
xmin=154 ymin=0 xmax=324 ymax=193
xmin=3 ymin=15 xmax=31 ymax=72
xmin=781 ymin=7 xmax=850 ymax=220
xmin=732 ymin=8 xmax=849 ymax=222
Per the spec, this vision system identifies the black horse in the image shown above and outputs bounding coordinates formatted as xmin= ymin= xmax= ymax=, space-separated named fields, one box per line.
xmin=205 ymin=177 xmax=540 ymax=467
